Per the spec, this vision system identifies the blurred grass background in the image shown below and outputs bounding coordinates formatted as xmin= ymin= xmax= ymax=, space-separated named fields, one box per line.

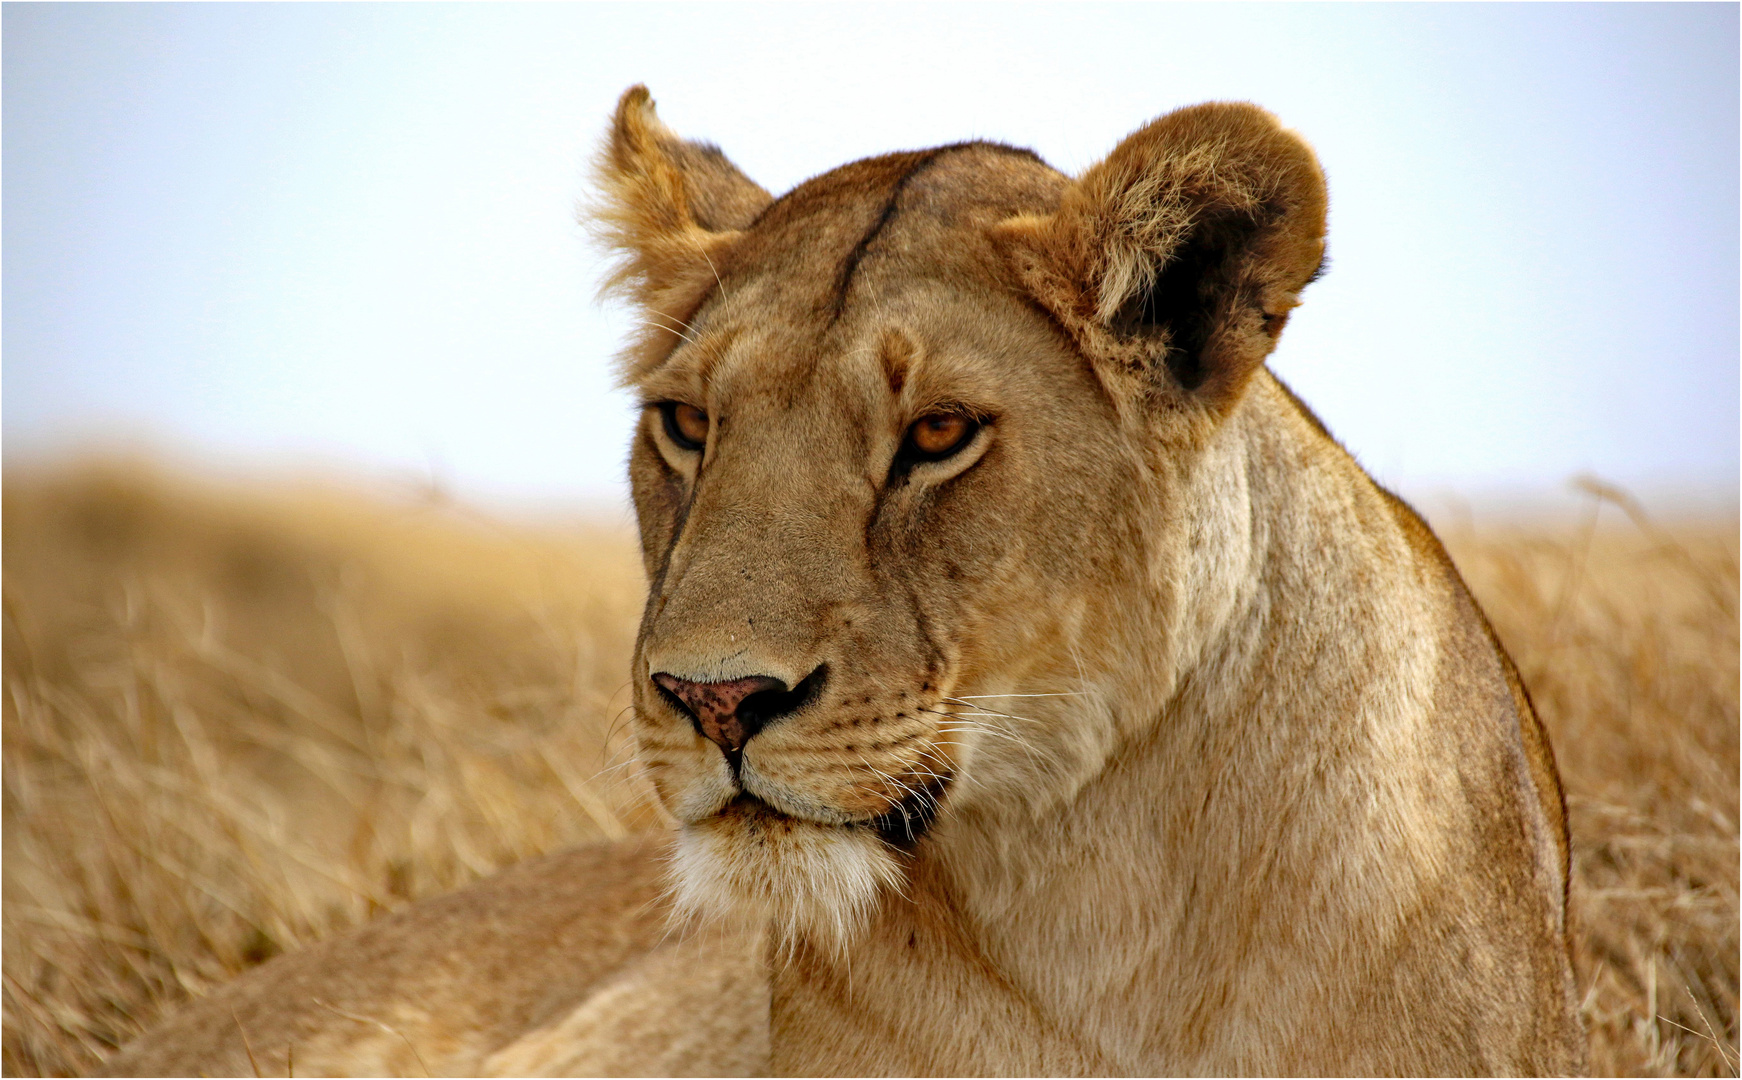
xmin=2 ymin=460 xmax=1735 ymax=1076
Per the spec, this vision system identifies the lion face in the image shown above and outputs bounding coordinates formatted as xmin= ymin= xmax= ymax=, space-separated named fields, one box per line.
xmin=625 ymin=177 xmax=1142 ymax=944
xmin=597 ymin=89 xmax=1326 ymax=946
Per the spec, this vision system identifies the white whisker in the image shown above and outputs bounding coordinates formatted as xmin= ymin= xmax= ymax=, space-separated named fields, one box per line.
xmin=641 ymin=322 xmax=700 ymax=348
xmin=922 ymin=709 xmax=1049 ymax=767
xmin=942 ymin=701 xmax=1049 ymax=727
xmin=692 ymin=237 xmax=732 ymax=301
xmin=644 ymin=309 xmax=701 ymax=346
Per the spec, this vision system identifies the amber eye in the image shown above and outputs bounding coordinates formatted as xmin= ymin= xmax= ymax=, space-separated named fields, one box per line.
xmin=660 ymin=402 xmax=709 ymax=451
xmin=903 ymin=413 xmax=978 ymax=461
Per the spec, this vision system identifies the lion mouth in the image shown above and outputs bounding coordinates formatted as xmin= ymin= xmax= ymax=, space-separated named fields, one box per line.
xmin=721 ymin=766 xmax=953 ymax=848
xmin=867 ymin=770 xmax=952 ymax=846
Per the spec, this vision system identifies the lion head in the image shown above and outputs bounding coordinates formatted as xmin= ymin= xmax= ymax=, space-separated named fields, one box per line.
xmin=594 ymin=87 xmax=1326 ymax=949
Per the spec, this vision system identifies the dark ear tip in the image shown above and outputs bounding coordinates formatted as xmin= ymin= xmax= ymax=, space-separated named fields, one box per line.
xmin=609 ymin=85 xmax=674 ymax=176
xmin=612 ymin=85 xmax=659 ymax=143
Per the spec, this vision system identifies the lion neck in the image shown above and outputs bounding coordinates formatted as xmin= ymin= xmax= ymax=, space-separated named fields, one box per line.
xmin=770 ymin=372 xmax=1442 ymax=1073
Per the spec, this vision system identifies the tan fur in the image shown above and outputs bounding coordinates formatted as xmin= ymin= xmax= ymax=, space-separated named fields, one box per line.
xmin=107 ymin=88 xmax=1584 ymax=1076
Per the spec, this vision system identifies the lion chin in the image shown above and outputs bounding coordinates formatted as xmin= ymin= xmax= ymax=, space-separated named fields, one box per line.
xmin=666 ymin=797 xmax=904 ymax=956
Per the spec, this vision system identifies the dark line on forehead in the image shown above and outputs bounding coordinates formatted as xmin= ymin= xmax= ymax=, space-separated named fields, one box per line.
xmin=826 ymin=149 xmax=946 ymax=324
xmin=826 ymin=141 xmax=1046 ymax=325
xmin=746 ymin=139 xmax=1046 ymax=233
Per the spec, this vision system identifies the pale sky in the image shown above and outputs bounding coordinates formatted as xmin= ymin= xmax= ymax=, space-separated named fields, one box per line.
xmin=5 ymin=3 xmax=1737 ymax=514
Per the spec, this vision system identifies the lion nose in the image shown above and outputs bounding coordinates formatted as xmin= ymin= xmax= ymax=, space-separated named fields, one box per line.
xmin=652 ymin=666 xmax=828 ymax=755
xmin=652 ymin=673 xmax=787 ymax=753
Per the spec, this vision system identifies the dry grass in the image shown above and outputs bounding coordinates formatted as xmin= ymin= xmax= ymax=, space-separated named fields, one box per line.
xmin=2 ymin=460 xmax=655 ymax=1076
xmin=1439 ymin=483 xmax=1739 ymax=1077
xmin=3 ymin=460 xmax=1736 ymax=1077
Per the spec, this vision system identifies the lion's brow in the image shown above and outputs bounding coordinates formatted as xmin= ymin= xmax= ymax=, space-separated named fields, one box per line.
xmin=826 ymin=141 xmax=1046 ymax=326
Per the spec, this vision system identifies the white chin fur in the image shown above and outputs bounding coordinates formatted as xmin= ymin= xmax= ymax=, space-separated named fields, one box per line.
xmin=667 ymin=805 xmax=903 ymax=956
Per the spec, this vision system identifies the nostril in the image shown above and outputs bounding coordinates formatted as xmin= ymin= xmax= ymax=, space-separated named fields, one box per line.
xmin=651 ymin=665 xmax=829 ymax=756
xmin=737 ymin=664 xmax=828 ymax=737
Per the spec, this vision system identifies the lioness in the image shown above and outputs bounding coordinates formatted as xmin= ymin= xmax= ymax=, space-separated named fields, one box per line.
xmin=107 ymin=88 xmax=1584 ymax=1076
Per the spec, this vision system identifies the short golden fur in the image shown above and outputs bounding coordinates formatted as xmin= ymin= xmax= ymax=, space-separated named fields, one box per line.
xmin=107 ymin=87 xmax=1585 ymax=1075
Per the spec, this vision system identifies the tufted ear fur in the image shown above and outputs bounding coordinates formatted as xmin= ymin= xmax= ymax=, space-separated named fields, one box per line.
xmin=995 ymin=103 xmax=1327 ymax=415
xmin=592 ymin=86 xmax=773 ymax=339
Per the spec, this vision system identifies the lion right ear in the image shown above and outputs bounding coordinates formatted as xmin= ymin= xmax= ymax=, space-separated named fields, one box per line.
xmin=994 ymin=103 xmax=1327 ymax=416
xmin=592 ymin=86 xmax=773 ymax=315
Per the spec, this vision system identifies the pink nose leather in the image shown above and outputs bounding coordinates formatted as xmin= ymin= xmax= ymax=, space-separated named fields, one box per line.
xmin=652 ymin=673 xmax=786 ymax=753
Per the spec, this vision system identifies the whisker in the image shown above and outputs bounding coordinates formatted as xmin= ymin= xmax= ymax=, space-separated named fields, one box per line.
xmin=938 ymin=733 xmax=1049 ymax=768
xmin=942 ymin=702 xmax=1049 ymax=727
xmin=853 ymin=752 xmax=918 ymax=803
xmin=691 ymin=238 xmax=732 ymax=301
xmin=922 ymin=709 xmax=1049 ymax=766
xmin=922 ymin=706 xmax=1040 ymax=735
xmin=640 ymin=322 xmax=700 ymax=348
xmin=897 ymin=760 xmax=953 ymax=787
xmin=647 ymin=306 xmax=699 ymax=334
xmin=644 ymin=310 xmax=701 ymax=346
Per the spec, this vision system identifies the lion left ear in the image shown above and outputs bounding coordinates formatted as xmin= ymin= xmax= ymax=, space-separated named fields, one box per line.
xmin=994 ymin=103 xmax=1327 ymax=412
xmin=593 ymin=85 xmax=773 ymax=318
